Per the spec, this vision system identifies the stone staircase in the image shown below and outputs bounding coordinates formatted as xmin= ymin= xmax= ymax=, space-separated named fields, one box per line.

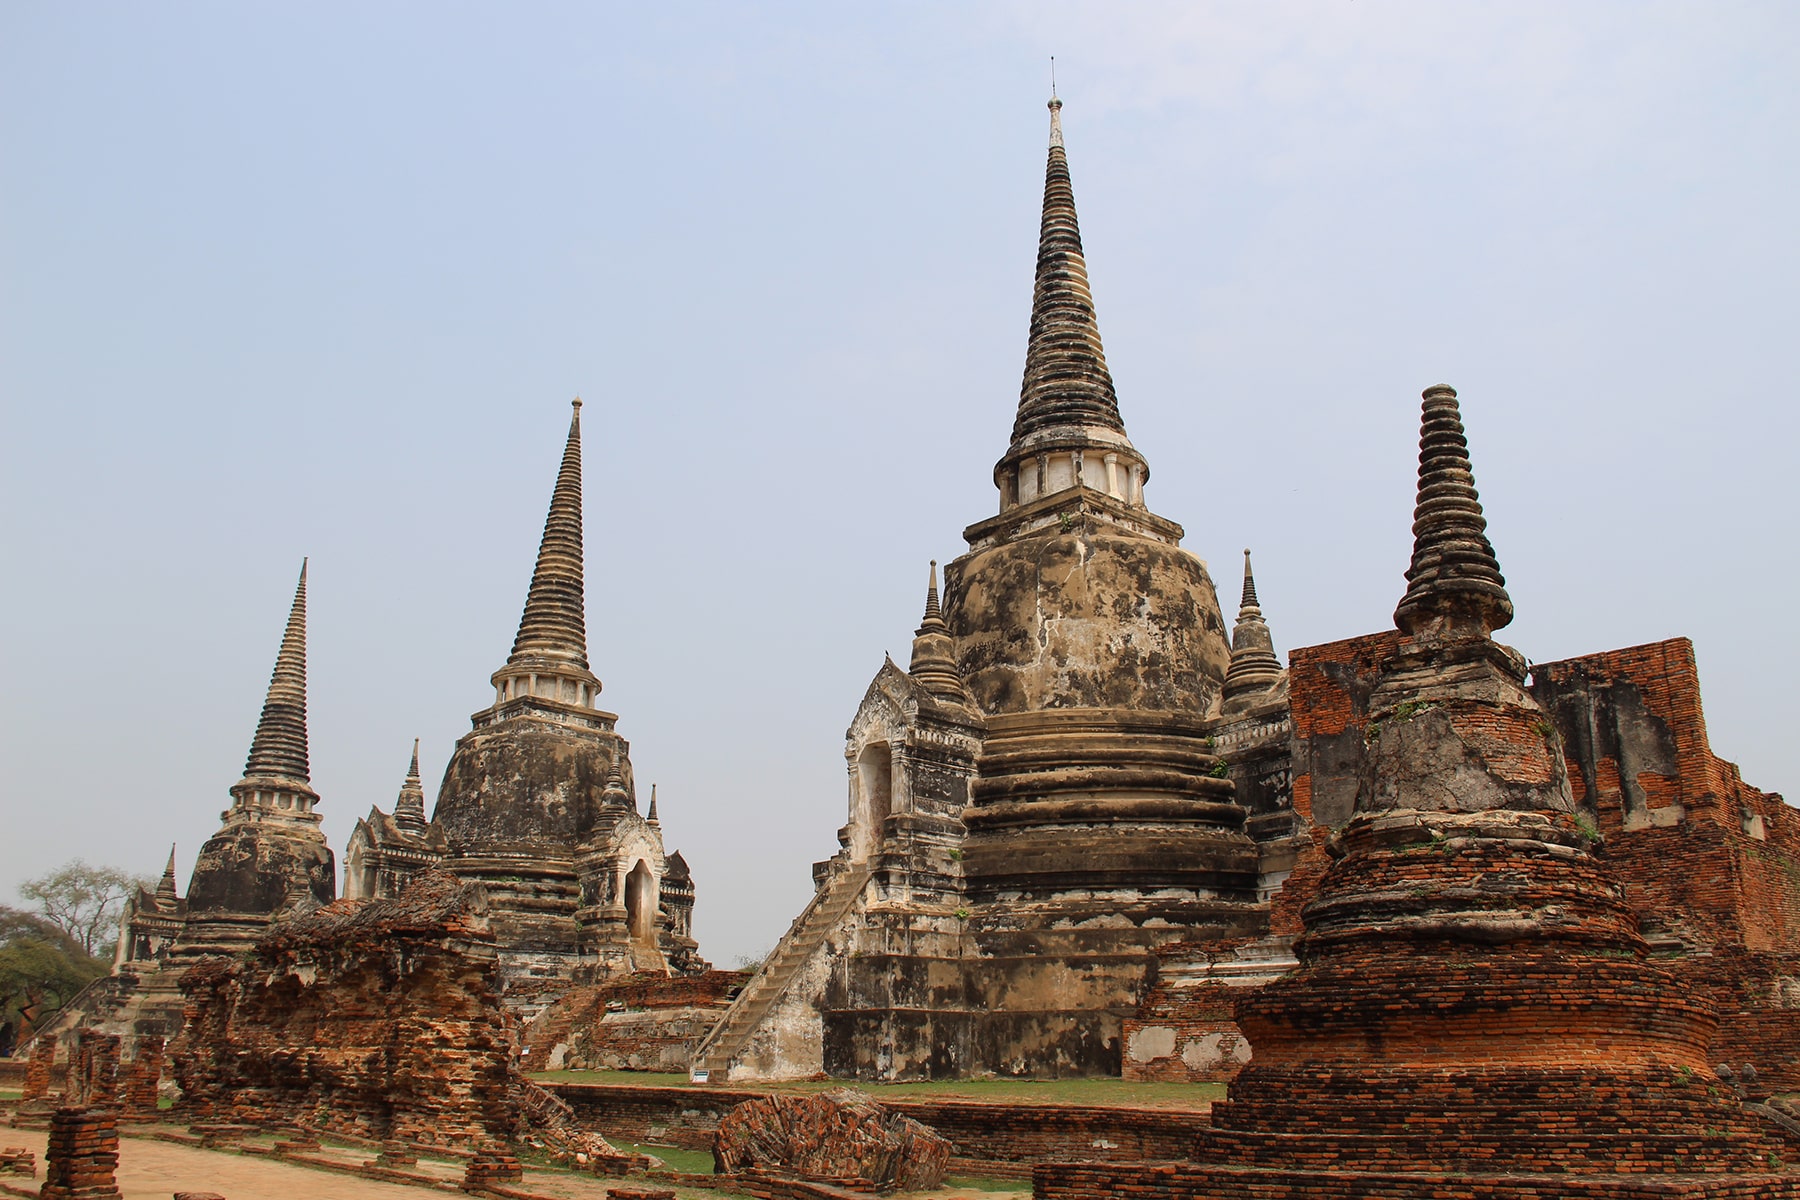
xmin=692 ymin=861 xmax=872 ymax=1080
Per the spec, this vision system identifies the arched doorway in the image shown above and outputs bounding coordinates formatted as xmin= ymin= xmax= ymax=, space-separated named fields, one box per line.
xmin=624 ymin=860 xmax=657 ymax=949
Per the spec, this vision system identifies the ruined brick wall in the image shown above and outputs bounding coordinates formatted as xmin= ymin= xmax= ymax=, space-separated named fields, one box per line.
xmin=1034 ymin=1162 xmax=1800 ymax=1200
xmin=20 ymin=1038 xmax=57 ymax=1100
xmin=1531 ymin=638 xmax=1800 ymax=948
xmin=69 ymin=1030 xmax=119 ymax=1109
xmin=1530 ymin=639 xmax=1800 ymax=1092
xmin=1273 ymin=631 xmax=1401 ymax=938
xmin=120 ymin=1037 xmax=163 ymax=1117
xmin=1121 ymin=938 xmax=1255 ymax=1084
xmin=887 ymin=1099 xmax=1210 ymax=1177
xmin=171 ymin=872 xmax=518 ymax=1147
xmin=1286 ymin=631 xmax=1402 ymax=830
xmin=551 ymin=1082 xmax=761 ymax=1149
xmin=548 ymin=1083 xmax=1210 ymax=1177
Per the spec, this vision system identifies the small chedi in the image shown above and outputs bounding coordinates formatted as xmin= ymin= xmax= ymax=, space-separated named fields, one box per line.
xmin=347 ymin=400 xmax=705 ymax=1016
xmin=1034 ymin=388 xmax=1800 ymax=1198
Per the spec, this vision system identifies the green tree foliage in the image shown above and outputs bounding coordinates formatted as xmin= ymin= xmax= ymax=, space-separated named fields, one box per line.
xmin=0 ymin=860 xmax=147 ymax=1055
xmin=0 ymin=906 xmax=106 ymax=1057
xmin=19 ymin=859 xmax=143 ymax=958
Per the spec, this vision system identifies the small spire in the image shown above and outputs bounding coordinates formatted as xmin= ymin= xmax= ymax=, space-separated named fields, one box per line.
xmin=155 ymin=846 xmax=179 ymax=904
xmin=1239 ymin=548 xmax=1260 ymax=610
xmin=242 ymin=559 xmax=311 ymax=784
xmin=909 ymin=560 xmax=966 ymax=702
xmin=393 ymin=738 xmax=428 ymax=832
xmin=1011 ymin=94 xmax=1126 ymax=446
xmin=647 ymin=783 xmax=659 ymax=824
xmin=1393 ymin=385 xmax=1514 ymax=640
xmin=1222 ymin=549 xmax=1282 ymax=711
xmin=509 ymin=400 xmax=590 ymax=672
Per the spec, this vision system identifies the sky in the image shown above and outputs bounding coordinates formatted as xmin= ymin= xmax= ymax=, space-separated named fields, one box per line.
xmin=2 ymin=2 xmax=1796 ymax=968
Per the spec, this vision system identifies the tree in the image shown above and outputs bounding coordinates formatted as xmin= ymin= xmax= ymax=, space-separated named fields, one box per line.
xmin=0 ymin=905 xmax=106 ymax=1055
xmin=18 ymin=859 xmax=145 ymax=958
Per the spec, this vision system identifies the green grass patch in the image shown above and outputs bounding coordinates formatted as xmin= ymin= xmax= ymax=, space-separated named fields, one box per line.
xmin=529 ymin=1070 xmax=1223 ymax=1110
xmin=0 ymin=1090 xmax=21 ymax=1101
xmin=943 ymin=1177 xmax=1032 ymax=1193
xmin=612 ymin=1140 xmax=715 ymax=1174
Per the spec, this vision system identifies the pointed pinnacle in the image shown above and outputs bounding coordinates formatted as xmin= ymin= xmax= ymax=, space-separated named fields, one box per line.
xmin=647 ymin=783 xmax=659 ymax=823
xmin=1223 ymin=550 xmax=1282 ymax=705
xmin=394 ymin=737 xmax=428 ymax=830
xmin=1240 ymin=549 xmax=1261 ymax=612
xmin=910 ymin=559 xmax=966 ymax=701
xmin=243 ymin=559 xmax=311 ymax=783
xmin=156 ymin=846 xmax=179 ymax=901
xmin=509 ymin=401 xmax=589 ymax=670
xmin=1012 ymin=95 xmax=1125 ymax=445
xmin=1393 ymin=385 xmax=1514 ymax=639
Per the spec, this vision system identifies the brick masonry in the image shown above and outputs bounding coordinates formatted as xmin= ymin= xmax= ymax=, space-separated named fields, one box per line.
xmin=38 ymin=1106 xmax=121 ymax=1200
xmin=548 ymin=1082 xmax=1211 ymax=1179
xmin=170 ymin=872 xmax=517 ymax=1148
xmin=1034 ymin=1162 xmax=1800 ymax=1199
xmin=1260 ymin=633 xmax=1800 ymax=1095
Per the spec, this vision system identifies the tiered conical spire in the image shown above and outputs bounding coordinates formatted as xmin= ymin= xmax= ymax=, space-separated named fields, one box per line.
xmin=1011 ymin=96 xmax=1126 ymax=444
xmin=155 ymin=846 xmax=179 ymax=905
xmin=1239 ymin=550 xmax=1261 ymax=611
xmin=1222 ymin=550 xmax=1283 ymax=708
xmin=908 ymin=561 xmax=967 ymax=702
xmin=509 ymin=399 xmax=590 ymax=671
xmin=1393 ymin=385 xmax=1514 ymax=640
xmin=242 ymin=560 xmax=311 ymax=784
xmin=393 ymin=738 xmax=427 ymax=832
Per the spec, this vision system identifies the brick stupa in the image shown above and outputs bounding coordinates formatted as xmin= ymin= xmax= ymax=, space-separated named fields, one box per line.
xmin=1038 ymin=386 xmax=1800 ymax=1198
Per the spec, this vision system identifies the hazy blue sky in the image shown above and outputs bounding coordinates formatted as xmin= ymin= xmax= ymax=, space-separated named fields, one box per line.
xmin=3 ymin=3 xmax=1795 ymax=966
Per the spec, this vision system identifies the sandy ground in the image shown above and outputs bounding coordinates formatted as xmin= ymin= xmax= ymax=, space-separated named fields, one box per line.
xmin=0 ymin=1126 xmax=1026 ymax=1200
xmin=0 ymin=1125 xmax=454 ymax=1200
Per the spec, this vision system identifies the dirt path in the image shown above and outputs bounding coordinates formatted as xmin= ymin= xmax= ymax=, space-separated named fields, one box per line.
xmin=0 ymin=1126 xmax=450 ymax=1200
xmin=0 ymin=1127 xmax=1023 ymax=1200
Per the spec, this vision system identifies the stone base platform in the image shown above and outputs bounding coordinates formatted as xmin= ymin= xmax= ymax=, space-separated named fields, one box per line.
xmin=1033 ymin=1162 xmax=1800 ymax=1199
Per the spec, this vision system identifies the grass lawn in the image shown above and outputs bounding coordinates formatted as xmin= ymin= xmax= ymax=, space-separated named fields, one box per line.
xmin=0 ymin=1090 xmax=19 ymax=1101
xmin=531 ymin=1069 xmax=1223 ymax=1110
xmin=613 ymin=1140 xmax=716 ymax=1174
xmin=942 ymin=1178 xmax=1032 ymax=1193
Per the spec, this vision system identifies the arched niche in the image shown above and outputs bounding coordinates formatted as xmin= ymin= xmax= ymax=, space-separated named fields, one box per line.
xmin=624 ymin=859 xmax=658 ymax=948
xmin=852 ymin=741 xmax=894 ymax=860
